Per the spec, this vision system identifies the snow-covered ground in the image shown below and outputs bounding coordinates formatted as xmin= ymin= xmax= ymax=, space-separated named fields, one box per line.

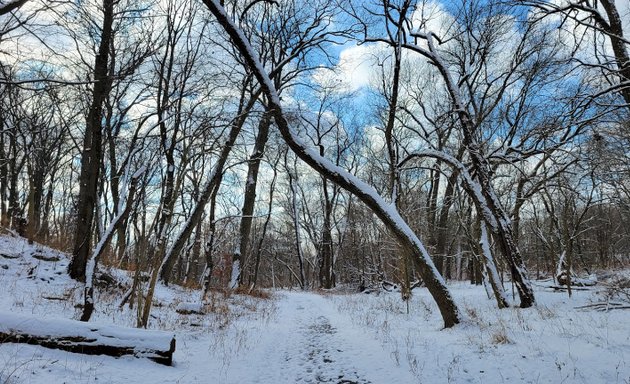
xmin=0 ymin=234 xmax=629 ymax=383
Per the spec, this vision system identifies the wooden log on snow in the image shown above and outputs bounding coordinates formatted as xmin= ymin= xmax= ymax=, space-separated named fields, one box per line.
xmin=0 ymin=312 xmax=176 ymax=365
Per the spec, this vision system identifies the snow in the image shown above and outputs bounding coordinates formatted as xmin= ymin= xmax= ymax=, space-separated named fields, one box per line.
xmin=229 ymin=260 xmax=240 ymax=289
xmin=1 ymin=235 xmax=629 ymax=383
xmin=205 ymin=0 xmax=457 ymax=322
xmin=0 ymin=311 xmax=174 ymax=351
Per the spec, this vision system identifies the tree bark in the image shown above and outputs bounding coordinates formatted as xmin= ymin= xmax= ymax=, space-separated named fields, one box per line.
xmin=285 ymin=153 xmax=306 ymax=290
xmin=598 ymin=0 xmax=630 ymax=106
xmin=420 ymin=33 xmax=535 ymax=308
xmin=250 ymin=158 xmax=278 ymax=290
xmin=0 ymin=0 xmax=29 ymax=16
xmin=0 ymin=114 xmax=7 ymax=227
xmin=318 ymin=177 xmax=335 ymax=289
xmin=232 ymin=112 xmax=272 ymax=287
xmin=479 ymin=220 xmax=510 ymax=308
xmin=69 ymin=0 xmax=114 ymax=281
xmin=201 ymin=182 xmax=220 ymax=300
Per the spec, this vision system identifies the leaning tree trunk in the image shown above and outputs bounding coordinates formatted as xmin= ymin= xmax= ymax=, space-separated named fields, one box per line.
xmin=479 ymin=220 xmax=510 ymax=308
xmin=202 ymin=0 xmax=461 ymax=328
xmin=599 ymin=0 xmax=630 ymax=107
xmin=424 ymin=33 xmax=535 ymax=308
xmin=81 ymin=168 xmax=143 ymax=322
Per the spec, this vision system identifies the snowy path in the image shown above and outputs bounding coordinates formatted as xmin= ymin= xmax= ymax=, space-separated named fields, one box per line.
xmin=2 ymin=236 xmax=629 ymax=384
xmin=224 ymin=291 xmax=415 ymax=384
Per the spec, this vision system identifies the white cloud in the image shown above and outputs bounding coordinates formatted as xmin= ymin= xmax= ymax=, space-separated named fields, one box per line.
xmin=410 ymin=0 xmax=455 ymax=40
xmin=312 ymin=42 xmax=389 ymax=92
xmin=311 ymin=1 xmax=455 ymax=94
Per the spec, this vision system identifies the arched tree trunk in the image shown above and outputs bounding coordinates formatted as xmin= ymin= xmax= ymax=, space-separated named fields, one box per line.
xmin=202 ymin=0 xmax=461 ymax=328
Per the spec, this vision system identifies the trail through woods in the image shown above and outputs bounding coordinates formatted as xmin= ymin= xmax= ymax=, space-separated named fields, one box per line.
xmin=1 ymin=235 xmax=629 ymax=384
xmin=225 ymin=291 xmax=414 ymax=384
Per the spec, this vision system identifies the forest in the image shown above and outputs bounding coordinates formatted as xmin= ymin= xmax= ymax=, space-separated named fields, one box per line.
xmin=0 ymin=1 xmax=630 ymax=379
xmin=1 ymin=0 xmax=630 ymax=382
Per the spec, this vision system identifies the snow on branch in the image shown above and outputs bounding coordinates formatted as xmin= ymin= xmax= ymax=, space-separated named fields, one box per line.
xmin=202 ymin=0 xmax=461 ymax=328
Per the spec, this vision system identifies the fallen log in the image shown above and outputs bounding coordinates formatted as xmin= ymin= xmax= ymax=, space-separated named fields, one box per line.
xmin=547 ymin=285 xmax=594 ymax=292
xmin=574 ymin=302 xmax=630 ymax=311
xmin=0 ymin=312 xmax=175 ymax=365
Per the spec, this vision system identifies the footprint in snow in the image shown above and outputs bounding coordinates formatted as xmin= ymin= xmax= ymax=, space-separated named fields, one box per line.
xmin=293 ymin=316 xmax=371 ymax=384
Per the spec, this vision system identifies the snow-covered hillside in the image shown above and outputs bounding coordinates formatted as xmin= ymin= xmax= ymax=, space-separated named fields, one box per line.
xmin=0 ymin=234 xmax=629 ymax=383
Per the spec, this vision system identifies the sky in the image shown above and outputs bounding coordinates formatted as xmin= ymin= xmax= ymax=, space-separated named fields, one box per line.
xmin=318 ymin=0 xmax=630 ymax=95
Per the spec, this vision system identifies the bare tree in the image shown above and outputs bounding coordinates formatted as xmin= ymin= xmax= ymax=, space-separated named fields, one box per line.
xmin=69 ymin=0 xmax=116 ymax=281
xmin=81 ymin=165 xmax=144 ymax=321
xmin=228 ymin=0 xmax=355 ymax=289
xmin=521 ymin=0 xmax=630 ymax=107
xmin=201 ymin=0 xmax=461 ymax=328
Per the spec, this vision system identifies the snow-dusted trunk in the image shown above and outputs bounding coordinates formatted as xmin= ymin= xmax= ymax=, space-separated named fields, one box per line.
xmin=491 ymin=211 xmax=535 ymax=307
xmin=201 ymin=182 xmax=220 ymax=300
xmin=422 ymin=33 xmax=535 ymax=308
xmin=82 ymin=168 xmax=144 ymax=322
xmin=202 ymin=0 xmax=460 ymax=328
xmin=232 ymin=112 xmax=272 ymax=288
xmin=1 ymin=312 xmax=176 ymax=365
xmin=599 ymin=0 xmax=630 ymax=107
xmin=466 ymin=150 xmax=534 ymax=306
xmin=479 ymin=221 xmax=510 ymax=309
